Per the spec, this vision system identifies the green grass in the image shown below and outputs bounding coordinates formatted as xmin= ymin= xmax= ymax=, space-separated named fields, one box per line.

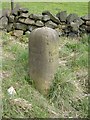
xmin=2 ymin=2 xmax=88 ymax=16
xmin=1 ymin=2 xmax=89 ymax=118
xmin=2 ymin=30 xmax=89 ymax=118
xmin=2 ymin=32 xmax=61 ymax=118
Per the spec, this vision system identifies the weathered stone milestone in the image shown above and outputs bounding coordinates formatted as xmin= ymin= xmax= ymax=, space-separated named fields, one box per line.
xmin=29 ymin=27 xmax=59 ymax=95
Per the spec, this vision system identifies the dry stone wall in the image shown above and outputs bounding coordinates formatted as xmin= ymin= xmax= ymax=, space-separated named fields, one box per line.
xmin=0 ymin=7 xmax=90 ymax=37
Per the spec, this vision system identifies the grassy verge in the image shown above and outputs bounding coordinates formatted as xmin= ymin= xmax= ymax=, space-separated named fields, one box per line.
xmin=2 ymin=2 xmax=88 ymax=16
xmin=2 ymin=30 xmax=89 ymax=118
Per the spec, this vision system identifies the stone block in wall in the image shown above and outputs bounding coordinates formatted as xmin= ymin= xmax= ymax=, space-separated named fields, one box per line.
xmin=80 ymin=25 xmax=90 ymax=32
xmin=81 ymin=14 xmax=90 ymax=21
xmin=56 ymin=11 xmax=67 ymax=22
xmin=13 ymin=30 xmax=23 ymax=37
xmin=64 ymin=27 xmax=71 ymax=34
xmin=73 ymin=17 xmax=84 ymax=26
xmin=45 ymin=20 xmax=58 ymax=29
xmin=19 ymin=8 xmax=28 ymax=14
xmin=28 ymin=25 xmax=37 ymax=32
xmin=68 ymin=32 xmax=78 ymax=38
xmin=55 ymin=28 xmax=63 ymax=37
xmin=25 ymin=31 xmax=31 ymax=37
xmin=66 ymin=13 xmax=78 ymax=24
xmin=29 ymin=14 xmax=43 ymax=20
xmin=57 ymin=24 xmax=66 ymax=30
xmin=79 ymin=25 xmax=87 ymax=33
xmin=86 ymin=21 xmax=90 ymax=26
xmin=6 ymin=23 xmax=14 ymax=32
xmin=70 ymin=22 xmax=79 ymax=32
xmin=8 ymin=15 xmax=15 ymax=23
xmin=19 ymin=13 xmax=29 ymax=18
xmin=35 ymin=20 xmax=44 ymax=27
xmin=42 ymin=11 xmax=60 ymax=24
xmin=42 ymin=15 xmax=50 ymax=22
xmin=24 ymin=18 xmax=35 ymax=25
xmin=14 ymin=22 xmax=28 ymax=31
xmin=0 ymin=16 xmax=8 ymax=29
xmin=86 ymin=26 xmax=90 ymax=32
xmin=18 ymin=18 xmax=26 ymax=23
xmin=61 ymin=24 xmax=67 ymax=29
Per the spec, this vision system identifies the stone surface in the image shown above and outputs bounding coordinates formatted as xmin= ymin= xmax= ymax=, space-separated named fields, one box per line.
xmin=56 ymin=11 xmax=67 ymax=22
xmin=68 ymin=32 xmax=78 ymax=37
xmin=64 ymin=27 xmax=71 ymax=34
xmin=0 ymin=16 xmax=8 ymax=29
xmin=66 ymin=13 xmax=79 ymax=24
xmin=79 ymin=25 xmax=87 ymax=33
xmin=28 ymin=25 xmax=37 ymax=32
xmin=35 ymin=20 xmax=44 ymax=27
xmin=70 ymin=22 xmax=79 ymax=32
xmin=29 ymin=14 xmax=43 ymax=20
xmin=19 ymin=8 xmax=28 ymax=13
xmin=86 ymin=21 xmax=90 ymax=26
xmin=6 ymin=23 xmax=14 ymax=32
xmin=74 ymin=18 xmax=84 ymax=26
xmin=13 ymin=30 xmax=23 ymax=37
xmin=86 ymin=26 xmax=90 ymax=32
xmin=81 ymin=25 xmax=90 ymax=32
xmin=25 ymin=18 xmax=35 ymax=25
xmin=55 ymin=28 xmax=63 ymax=37
xmin=81 ymin=14 xmax=90 ymax=21
xmin=14 ymin=23 xmax=28 ymax=31
xmin=61 ymin=24 xmax=66 ymax=29
xmin=8 ymin=15 xmax=15 ymax=23
xmin=25 ymin=31 xmax=31 ymax=37
xmin=19 ymin=13 xmax=29 ymax=18
xmin=29 ymin=27 xmax=59 ymax=95
xmin=18 ymin=18 xmax=26 ymax=23
xmin=42 ymin=15 xmax=50 ymax=22
xmin=45 ymin=21 xmax=58 ymax=29
xmin=42 ymin=11 xmax=60 ymax=24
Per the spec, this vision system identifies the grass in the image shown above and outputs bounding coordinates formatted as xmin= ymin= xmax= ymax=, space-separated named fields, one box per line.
xmin=2 ymin=32 xmax=61 ymax=118
xmin=1 ymin=2 xmax=89 ymax=118
xmin=2 ymin=2 xmax=88 ymax=16
xmin=2 ymin=30 xmax=89 ymax=118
